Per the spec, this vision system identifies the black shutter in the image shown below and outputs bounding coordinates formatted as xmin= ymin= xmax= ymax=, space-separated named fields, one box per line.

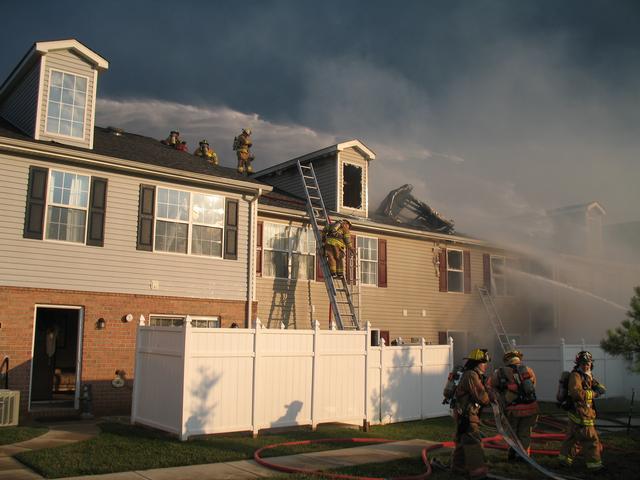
xmin=224 ymin=198 xmax=238 ymax=260
xmin=483 ymin=253 xmax=492 ymax=294
xmin=23 ymin=166 xmax=49 ymax=239
xmin=136 ymin=184 xmax=155 ymax=251
xmin=256 ymin=221 xmax=263 ymax=275
xmin=87 ymin=177 xmax=108 ymax=247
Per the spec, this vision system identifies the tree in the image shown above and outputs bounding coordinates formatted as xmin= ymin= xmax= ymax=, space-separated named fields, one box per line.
xmin=601 ymin=286 xmax=640 ymax=372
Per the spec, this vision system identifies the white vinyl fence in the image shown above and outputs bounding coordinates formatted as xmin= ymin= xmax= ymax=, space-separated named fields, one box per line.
xmin=131 ymin=319 xmax=452 ymax=440
xmin=518 ymin=341 xmax=640 ymax=401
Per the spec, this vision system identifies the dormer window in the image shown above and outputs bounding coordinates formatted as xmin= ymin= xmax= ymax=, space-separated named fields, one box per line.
xmin=45 ymin=70 xmax=88 ymax=139
xmin=342 ymin=163 xmax=363 ymax=209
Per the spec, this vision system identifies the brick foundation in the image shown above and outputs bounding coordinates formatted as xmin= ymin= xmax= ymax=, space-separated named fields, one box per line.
xmin=0 ymin=286 xmax=256 ymax=418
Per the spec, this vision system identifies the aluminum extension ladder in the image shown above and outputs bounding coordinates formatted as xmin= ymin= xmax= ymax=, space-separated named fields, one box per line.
xmin=477 ymin=286 xmax=513 ymax=353
xmin=297 ymin=161 xmax=360 ymax=330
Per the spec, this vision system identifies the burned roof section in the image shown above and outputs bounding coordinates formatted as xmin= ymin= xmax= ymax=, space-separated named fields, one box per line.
xmin=375 ymin=184 xmax=455 ymax=234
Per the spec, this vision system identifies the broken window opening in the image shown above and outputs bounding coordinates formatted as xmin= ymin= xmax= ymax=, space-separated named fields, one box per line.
xmin=342 ymin=163 xmax=363 ymax=209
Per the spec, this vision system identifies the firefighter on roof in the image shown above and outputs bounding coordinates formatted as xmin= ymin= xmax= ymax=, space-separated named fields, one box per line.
xmin=488 ymin=349 xmax=539 ymax=461
xmin=233 ymin=128 xmax=255 ymax=174
xmin=161 ymin=130 xmax=181 ymax=147
xmin=322 ymin=219 xmax=353 ymax=278
xmin=194 ymin=139 xmax=219 ymax=166
xmin=559 ymin=350 xmax=606 ymax=471
xmin=451 ymin=348 xmax=492 ymax=480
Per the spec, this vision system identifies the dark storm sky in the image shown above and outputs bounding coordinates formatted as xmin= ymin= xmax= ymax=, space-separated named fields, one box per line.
xmin=2 ymin=0 xmax=639 ymax=232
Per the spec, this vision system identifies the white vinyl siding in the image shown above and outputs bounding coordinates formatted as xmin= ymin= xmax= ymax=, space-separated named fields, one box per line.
xmin=263 ymin=222 xmax=315 ymax=280
xmin=447 ymin=249 xmax=464 ymax=293
xmin=0 ymin=153 xmax=250 ymax=300
xmin=357 ymin=236 xmax=378 ymax=286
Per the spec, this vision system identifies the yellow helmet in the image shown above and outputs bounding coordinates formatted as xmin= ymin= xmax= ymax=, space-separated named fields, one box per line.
xmin=465 ymin=348 xmax=490 ymax=363
xmin=503 ymin=349 xmax=523 ymax=364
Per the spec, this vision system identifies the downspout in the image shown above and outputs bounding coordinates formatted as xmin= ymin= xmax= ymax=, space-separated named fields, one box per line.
xmin=246 ymin=188 xmax=263 ymax=327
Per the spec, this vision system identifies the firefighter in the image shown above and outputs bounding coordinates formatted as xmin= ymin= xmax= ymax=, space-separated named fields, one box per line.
xmin=488 ymin=349 xmax=539 ymax=461
xmin=451 ymin=348 xmax=492 ymax=480
xmin=161 ymin=130 xmax=180 ymax=147
xmin=233 ymin=128 xmax=255 ymax=174
xmin=322 ymin=219 xmax=353 ymax=278
xmin=194 ymin=139 xmax=219 ymax=166
xmin=559 ymin=350 xmax=606 ymax=471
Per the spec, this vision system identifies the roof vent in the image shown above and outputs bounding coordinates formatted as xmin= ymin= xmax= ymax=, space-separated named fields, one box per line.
xmin=107 ymin=126 xmax=124 ymax=136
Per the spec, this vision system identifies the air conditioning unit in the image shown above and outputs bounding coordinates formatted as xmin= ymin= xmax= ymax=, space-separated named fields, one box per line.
xmin=0 ymin=390 xmax=20 ymax=427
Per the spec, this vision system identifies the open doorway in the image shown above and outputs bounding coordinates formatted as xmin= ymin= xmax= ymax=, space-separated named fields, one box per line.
xmin=30 ymin=306 xmax=82 ymax=410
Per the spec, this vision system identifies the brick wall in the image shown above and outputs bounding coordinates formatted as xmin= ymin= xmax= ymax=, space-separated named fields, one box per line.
xmin=0 ymin=286 xmax=256 ymax=418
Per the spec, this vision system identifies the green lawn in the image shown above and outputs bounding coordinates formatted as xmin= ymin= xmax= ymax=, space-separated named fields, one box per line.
xmin=15 ymin=418 xmax=455 ymax=478
xmin=15 ymin=411 xmax=639 ymax=480
xmin=0 ymin=425 xmax=48 ymax=445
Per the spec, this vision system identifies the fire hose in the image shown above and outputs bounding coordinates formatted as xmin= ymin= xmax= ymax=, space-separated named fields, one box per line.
xmin=253 ymin=401 xmax=613 ymax=480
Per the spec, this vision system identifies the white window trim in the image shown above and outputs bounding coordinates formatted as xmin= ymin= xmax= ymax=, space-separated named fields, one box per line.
xmin=42 ymin=168 xmax=91 ymax=245
xmin=446 ymin=248 xmax=465 ymax=294
xmin=149 ymin=314 xmax=221 ymax=328
xmin=340 ymin=160 xmax=365 ymax=212
xmin=153 ymin=185 xmax=226 ymax=258
xmin=43 ymin=69 xmax=90 ymax=141
xmin=357 ymin=235 xmax=378 ymax=287
xmin=262 ymin=221 xmax=316 ymax=280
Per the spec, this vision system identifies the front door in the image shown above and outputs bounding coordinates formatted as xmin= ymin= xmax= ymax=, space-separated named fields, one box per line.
xmin=30 ymin=307 xmax=81 ymax=409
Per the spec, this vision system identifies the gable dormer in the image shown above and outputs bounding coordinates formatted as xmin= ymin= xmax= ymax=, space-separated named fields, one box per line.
xmin=254 ymin=140 xmax=375 ymax=218
xmin=0 ymin=39 xmax=108 ymax=150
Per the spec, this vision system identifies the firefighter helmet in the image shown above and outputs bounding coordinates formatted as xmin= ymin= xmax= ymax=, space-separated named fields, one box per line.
xmin=200 ymin=139 xmax=209 ymax=146
xmin=503 ymin=349 xmax=523 ymax=364
xmin=341 ymin=219 xmax=352 ymax=228
xmin=465 ymin=348 xmax=490 ymax=363
xmin=242 ymin=128 xmax=251 ymax=135
xmin=575 ymin=350 xmax=593 ymax=365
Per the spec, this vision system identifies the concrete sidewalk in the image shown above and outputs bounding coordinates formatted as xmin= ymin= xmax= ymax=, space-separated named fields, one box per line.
xmin=0 ymin=420 xmax=100 ymax=480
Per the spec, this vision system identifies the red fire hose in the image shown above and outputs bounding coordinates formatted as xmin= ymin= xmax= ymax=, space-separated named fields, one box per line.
xmin=252 ymin=433 xmax=575 ymax=480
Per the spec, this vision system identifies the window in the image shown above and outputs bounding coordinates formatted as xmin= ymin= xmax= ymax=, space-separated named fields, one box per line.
xmin=342 ymin=163 xmax=363 ymax=209
xmin=263 ymin=223 xmax=315 ymax=279
xmin=155 ymin=187 xmax=224 ymax=256
xmin=149 ymin=315 xmax=184 ymax=327
xmin=190 ymin=316 xmax=221 ymax=328
xmin=46 ymin=70 xmax=88 ymax=139
xmin=490 ymin=255 xmax=506 ymax=295
xmin=148 ymin=315 xmax=220 ymax=328
xmin=357 ymin=236 xmax=378 ymax=285
xmin=447 ymin=249 xmax=464 ymax=293
xmin=45 ymin=170 xmax=90 ymax=243
xmin=491 ymin=255 xmax=517 ymax=296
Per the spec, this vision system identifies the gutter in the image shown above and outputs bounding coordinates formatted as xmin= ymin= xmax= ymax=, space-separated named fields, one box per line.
xmin=0 ymin=137 xmax=272 ymax=195
xmin=246 ymin=188 xmax=263 ymax=327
